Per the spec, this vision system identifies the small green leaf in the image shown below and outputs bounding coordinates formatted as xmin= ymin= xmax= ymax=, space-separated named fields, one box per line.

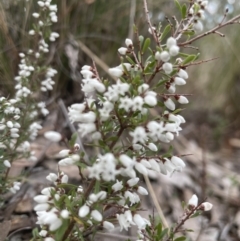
xmin=69 ymin=132 xmax=78 ymax=148
xmin=190 ymin=210 xmax=201 ymax=218
xmin=161 ymin=24 xmax=171 ymax=41
xmin=182 ymin=55 xmax=196 ymax=65
xmin=142 ymin=38 xmax=151 ymax=53
xmin=174 ymin=0 xmax=182 ymax=13
xmin=159 ymin=228 xmax=169 ymax=239
xmin=174 ymin=236 xmax=186 ymax=241
xmin=181 ymin=4 xmax=187 ymax=19
xmin=183 ymin=30 xmax=195 ymax=36
xmin=126 ymin=56 xmax=135 ymax=65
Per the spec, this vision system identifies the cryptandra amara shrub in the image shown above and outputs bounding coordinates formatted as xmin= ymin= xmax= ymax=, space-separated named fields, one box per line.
xmin=1 ymin=0 xmax=240 ymax=240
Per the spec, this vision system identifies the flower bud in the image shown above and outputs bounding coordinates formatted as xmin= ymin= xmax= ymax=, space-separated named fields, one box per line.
xmin=176 ymin=95 xmax=189 ymax=104
xmin=44 ymin=131 xmax=62 ymax=142
xmin=137 ymin=186 xmax=148 ymax=195
xmin=164 ymin=98 xmax=175 ymax=111
xmin=125 ymin=38 xmax=133 ymax=47
xmin=147 ymin=143 xmax=158 ymax=152
xmin=91 ymin=210 xmax=103 ymax=222
xmin=174 ymin=77 xmax=186 ymax=85
xmin=118 ymin=47 xmax=128 ymax=55
xmin=127 ymin=177 xmax=139 ymax=187
xmin=200 ymin=202 xmax=213 ymax=211
xmin=162 ymin=62 xmax=173 ymax=74
xmin=188 ymin=194 xmax=198 ymax=208
xmin=4 ymin=160 xmax=11 ymax=168
xmin=166 ymin=37 xmax=177 ymax=48
xmin=169 ymin=45 xmax=179 ymax=56
xmin=79 ymin=205 xmax=90 ymax=217
xmin=103 ymin=221 xmax=115 ymax=230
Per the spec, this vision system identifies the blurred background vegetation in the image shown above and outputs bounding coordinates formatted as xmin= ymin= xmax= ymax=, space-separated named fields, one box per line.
xmin=0 ymin=0 xmax=240 ymax=145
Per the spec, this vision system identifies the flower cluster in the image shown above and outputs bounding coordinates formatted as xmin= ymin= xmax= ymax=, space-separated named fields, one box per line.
xmin=31 ymin=0 xmax=233 ymax=240
xmin=34 ymin=172 xmax=70 ymax=237
xmin=0 ymin=0 xmax=59 ymax=195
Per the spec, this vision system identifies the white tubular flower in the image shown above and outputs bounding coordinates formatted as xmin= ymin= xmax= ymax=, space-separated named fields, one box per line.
xmin=177 ymin=96 xmax=189 ymax=104
xmin=149 ymin=159 xmax=160 ymax=172
xmin=160 ymin=51 xmax=170 ymax=62
xmin=162 ymin=62 xmax=173 ymax=74
xmin=118 ymin=47 xmax=128 ymax=55
xmin=177 ymin=69 xmax=188 ymax=79
xmin=164 ymin=98 xmax=175 ymax=111
xmin=148 ymin=26 xmax=156 ymax=35
xmin=200 ymin=202 xmax=213 ymax=211
xmin=138 ymin=83 xmax=149 ymax=94
xmin=79 ymin=205 xmax=90 ymax=217
xmin=78 ymin=123 xmax=96 ymax=137
xmin=127 ymin=177 xmax=139 ymax=187
xmin=119 ymin=97 xmax=133 ymax=112
xmin=188 ymin=194 xmax=198 ymax=208
xmin=96 ymin=191 xmax=107 ymax=200
xmin=45 ymin=238 xmax=55 ymax=241
xmin=38 ymin=1 xmax=45 ymax=7
xmin=166 ymin=37 xmax=177 ymax=48
xmin=34 ymin=195 xmax=49 ymax=204
xmin=124 ymin=191 xmax=140 ymax=205
xmin=108 ymin=67 xmax=123 ymax=78
xmin=39 ymin=230 xmax=47 ymax=237
xmin=4 ymin=160 xmax=11 ymax=168
xmin=174 ymin=77 xmax=186 ymax=85
xmin=58 ymin=157 xmax=74 ymax=166
xmin=59 ymin=149 xmax=70 ymax=157
xmin=117 ymin=210 xmax=135 ymax=232
xmin=155 ymin=51 xmax=161 ymax=61
xmin=132 ymin=96 xmax=144 ymax=111
xmin=112 ymin=180 xmax=123 ymax=192
xmin=171 ymin=156 xmax=185 ymax=169
xmin=167 ymin=83 xmax=176 ymax=93
xmin=91 ymin=210 xmax=102 ymax=222
xmin=103 ymin=221 xmax=115 ymax=230
xmin=6 ymin=121 xmax=13 ymax=128
xmin=137 ymin=186 xmax=148 ymax=195
xmin=125 ymin=38 xmax=133 ymax=47
xmin=61 ymin=210 xmax=69 ymax=219
xmin=169 ymin=45 xmax=179 ymax=56
xmin=144 ymin=94 xmax=157 ymax=107
xmin=61 ymin=174 xmax=68 ymax=183
xmin=34 ymin=203 xmax=50 ymax=211
xmin=133 ymin=214 xmax=148 ymax=230
xmin=119 ymin=154 xmax=135 ymax=168
xmin=44 ymin=131 xmax=62 ymax=142
xmin=135 ymin=162 xmax=148 ymax=175
xmin=41 ymin=187 xmax=54 ymax=196
xmin=140 ymin=159 xmax=151 ymax=169
xmin=49 ymin=218 xmax=62 ymax=231
xmin=46 ymin=173 xmax=58 ymax=182
xmin=130 ymin=126 xmax=147 ymax=144
xmin=164 ymin=158 xmax=175 ymax=173
xmin=147 ymin=143 xmax=158 ymax=151
xmin=193 ymin=20 xmax=203 ymax=32
xmin=32 ymin=12 xmax=40 ymax=18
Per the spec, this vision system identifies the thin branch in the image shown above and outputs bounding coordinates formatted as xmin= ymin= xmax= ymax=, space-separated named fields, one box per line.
xmin=144 ymin=175 xmax=169 ymax=229
xmin=181 ymin=57 xmax=219 ymax=68
xmin=179 ymin=14 xmax=240 ymax=46
xmin=143 ymin=0 xmax=160 ymax=46
xmin=128 ymin=0 xmax=136 ymax=40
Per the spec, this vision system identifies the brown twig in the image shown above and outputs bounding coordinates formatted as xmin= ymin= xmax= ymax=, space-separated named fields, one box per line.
xmin=179 ymin=14 xmax=240 ymax=46
xmin=143 ymin=0 xmax=160 ymax=46
xmin=181 ymin=57 xmax=219 ymax=68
